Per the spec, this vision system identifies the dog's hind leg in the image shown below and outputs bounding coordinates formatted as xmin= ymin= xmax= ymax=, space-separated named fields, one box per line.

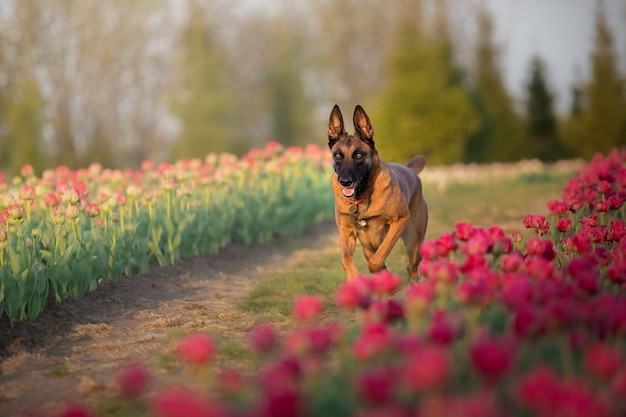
xmin=404 ymin=198 xmax=428 ymax=281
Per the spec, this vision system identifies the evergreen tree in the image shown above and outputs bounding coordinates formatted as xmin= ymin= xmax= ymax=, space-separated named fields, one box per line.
xmin=264 ymin=24 xmax=313 ymax=147
xmin=523 ymin=55 xmax=567 ymax=161
xmin=465 ymin=3 xmax=524 ymax=163
xmin=562 ymin=3 xmax=626 ymax=159
xmin=373 ymin=0 xmax=478 ymax=165
xmin=171 ymin=0 xmax=238 ymax=161
xmin=0 ymin=30 xmax=46 ymax=178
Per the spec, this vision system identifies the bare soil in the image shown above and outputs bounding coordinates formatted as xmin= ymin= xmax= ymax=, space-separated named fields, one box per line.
xmin=0 ymin=220 xmax=339 ymax=417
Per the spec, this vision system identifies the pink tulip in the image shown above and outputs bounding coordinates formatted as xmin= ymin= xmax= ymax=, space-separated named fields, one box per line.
xmin=428 ymin=310 xmax=455 ymax=345
xmin=419 ymin=240 xmax=439 ymax=260
xmin=152 ymin=386 xmax=224 ymax=417
xmin=403 ymin=345 xmax=451 ymax=392
xmin=462 ymin=230 xmax=492 ymax=256
xmin=501 ymin=253 xmax=524 ymax=273
xmin=556 ymin=217 xmax=572 ymax=232
xmin=44 ymin=193 xmax=60 ymax=208
xmin=19 ymin=184 xmax=35 ymax=201
xmin=523 ymin=214 xmax=550 ymax=236
xmin=117 ymin=361 xmax=151 ymax=398
xmin=526 ymin=237 xmax=556 ymax=260
xmin=7 ymin=204 xmax=25 ymax=220
xmin=261 ymin=385 xmax=300 ymax=417
xmin=454 ymin=221 xmax=474 ymax=241
xmin=293 ymin=295 xmax=324 ymax=322
xmin=334 ymin=279 xmax=371 ymax=310
xmin=85 ymin=203 xmax=100 ymax=217
xmin=469 ymin=335 xmax=515 ymax=380
xmin=249 ymin=324 xmax=278 ymax=353
xmin=606 ymin=219 xmax=626 ymax=242
xmin=176 ymin=333 xmax=214 ymax=366
xmin=514 ymin=365 xmax=560 ymax=411
xmin=428 ymin=259 xmax=459 ymax=283
xmin=370 ymin=269 xmax=402 ymax=295
xmin=56 ymin=404 xmax=95 ymax=417
xmin=547 ymin=199 xmax=569 ymax=215
xmin=353 ymin=323 xmax=393 ymax=361
xmin=584 ymin=343 xmax=623 ymax=380
xmin=216 ymin=368 xmax=244 ymax=396
xmin=435 ymin=232 xmax=458 ymax=257
xmin=20 ymin=164 xmax=34 ymax=177
xmin=357 ymin=367 xmax=395 ymax=406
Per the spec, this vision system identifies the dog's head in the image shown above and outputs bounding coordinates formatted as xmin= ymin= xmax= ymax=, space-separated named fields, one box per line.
xmin=327 ymin=105 xmax=378 ymax=199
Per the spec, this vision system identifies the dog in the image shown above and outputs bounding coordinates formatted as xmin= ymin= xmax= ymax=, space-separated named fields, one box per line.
xmin=328 ymin=104 xmax=428 ymax=281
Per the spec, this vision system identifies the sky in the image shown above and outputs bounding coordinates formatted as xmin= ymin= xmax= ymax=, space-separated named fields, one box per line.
xmin=480 ymin=0 xmax=626 ymax=113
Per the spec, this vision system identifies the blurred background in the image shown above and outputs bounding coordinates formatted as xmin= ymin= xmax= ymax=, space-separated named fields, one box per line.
xmin=0 ymin=0 xmax=625 ymax=176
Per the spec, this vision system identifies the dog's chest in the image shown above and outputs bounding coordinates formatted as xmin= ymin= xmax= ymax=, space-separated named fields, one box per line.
xmin=342 ymin=200 xmax=387 ymax=232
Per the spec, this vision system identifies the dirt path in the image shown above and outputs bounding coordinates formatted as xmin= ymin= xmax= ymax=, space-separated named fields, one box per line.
xmin=0 ymin=221 xmax=339 ymax=417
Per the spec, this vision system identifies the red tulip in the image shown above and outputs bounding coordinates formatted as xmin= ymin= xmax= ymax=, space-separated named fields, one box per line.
xmin=370 ymin=269 xmax=402 ymax=295
xmin=117 ymin=361 xmax=151 ymax=398
xmin=556 ymin=217 xmax=572 ymax=233
xmin=152 ymin=386 xmax=224 ymax=417
xmin=454 ymin=221 xmax=474 ymax=241
xmin=403 ymin=345 xmax=451 ymax=392
xmin=249 ymin=324 xmax=278 ymax=353
xmin=357 ymin=367 xmax=395 ymax=406
xmin=56 ymin=404 xmax=95 ymax=417
xmin=435 ymin=232 xmax=458 ymax=257
xmin=584 ymin=343 xmax=623 ymax=380
xmin=176 ymin=333 xmax=214 ymax=366
xmin=469 ymin=335 xmax=515 ymax=380
xmin=293 ymin=295 xmax=324 ymax=322
xmin=547 ymin=199 xmax=569 ymax=215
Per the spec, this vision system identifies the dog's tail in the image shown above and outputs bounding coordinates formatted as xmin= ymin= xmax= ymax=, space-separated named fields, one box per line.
xmin=407 ymin=155 xmax=426 ymax=174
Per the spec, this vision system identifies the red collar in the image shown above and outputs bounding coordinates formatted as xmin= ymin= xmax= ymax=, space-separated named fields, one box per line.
xmin=347 ymin=194 xmax=369 ymax=205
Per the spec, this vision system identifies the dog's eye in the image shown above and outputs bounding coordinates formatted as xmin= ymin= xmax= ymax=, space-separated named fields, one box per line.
xmin=354 ymin=152 xmax=364 ymax=160
xmin=334 ymin=152 xmax=343 ymax=161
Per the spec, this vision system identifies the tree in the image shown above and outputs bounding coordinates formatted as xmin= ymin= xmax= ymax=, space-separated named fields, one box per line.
xmin=465 ymin=3 xmax=524 ymax=163
xmin=562 ymin=2 xmax=626 ymax=159
xmin=171 ymin=0 xmax=239 ymax=160
xmin=372 ymin=0 xmax=478 ymax=165
xmin=2 ymin=78 xmax=46 ymax=176
xmin=523 ymin=55 xmax=568 ymax=161
xmin=263 ymin=23 xmax=314 ymax=147
xmin=0 ymin=24 xmax=46 ymax=176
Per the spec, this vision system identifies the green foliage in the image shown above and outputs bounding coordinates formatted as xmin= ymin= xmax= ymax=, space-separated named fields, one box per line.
xmin=0 ymin=76 xmax=46 ymax=177
xmin=562 ymin=4 xmax=626 ymax=159
xmin=264 ymin=25 xmax=314 ymax=148
xmin=373 ymin=1 xmax=478 ymax=165
xmin=523 ymin=55 xmax=570 ymax=161
xmin=170 ymin=1 xmax=240 ymax=160
xmin=465 ymin=4 xmax=524 ymax=163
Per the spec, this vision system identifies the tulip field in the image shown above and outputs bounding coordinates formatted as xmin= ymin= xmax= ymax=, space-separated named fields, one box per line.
xmin=0 ymin=142 xmax=334 ymax=323
xmin=3 ymin=145 xmax=626 ymax=417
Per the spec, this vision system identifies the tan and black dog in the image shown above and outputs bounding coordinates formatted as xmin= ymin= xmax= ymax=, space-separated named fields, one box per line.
xmin=328 ymin=104 xmax=428 ymax=281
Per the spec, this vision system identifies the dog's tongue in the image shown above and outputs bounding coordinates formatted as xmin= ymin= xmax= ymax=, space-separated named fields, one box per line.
xmin=342 ymin=185 xmax=356 ymax=198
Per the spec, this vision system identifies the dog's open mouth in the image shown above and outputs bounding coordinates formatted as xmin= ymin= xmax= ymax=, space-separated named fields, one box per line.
xmin=341 ymin=183 xmax=358 ymax=198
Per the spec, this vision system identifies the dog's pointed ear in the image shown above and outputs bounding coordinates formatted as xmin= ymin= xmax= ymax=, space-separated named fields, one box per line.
xmin=328 ymin=104 xmax=345 ymax=149
xmin=353 ymin=105 xmax=375 ymax=148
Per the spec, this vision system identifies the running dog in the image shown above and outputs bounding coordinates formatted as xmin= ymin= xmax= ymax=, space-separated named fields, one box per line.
xmin=328 ymin=104 xmax=428 ymax=280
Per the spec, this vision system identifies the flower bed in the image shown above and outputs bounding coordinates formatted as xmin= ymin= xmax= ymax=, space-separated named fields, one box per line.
xmin=15 ymin=148 xmax=626 ymax=417
xmin=0 ymin=142 xmax=334 ymax=322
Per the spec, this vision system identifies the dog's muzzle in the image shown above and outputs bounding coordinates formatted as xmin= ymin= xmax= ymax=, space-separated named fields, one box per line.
xmin=339 ymin=177 xmax=359 ymax=198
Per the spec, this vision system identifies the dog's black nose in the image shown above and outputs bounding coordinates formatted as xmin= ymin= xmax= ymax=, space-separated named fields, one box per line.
xmin=339 ymin=177 xmax=353 ymax=187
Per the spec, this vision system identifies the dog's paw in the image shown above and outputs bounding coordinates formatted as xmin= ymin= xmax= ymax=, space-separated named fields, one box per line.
xmin=367 ymin=261 xmax=386 ymax=273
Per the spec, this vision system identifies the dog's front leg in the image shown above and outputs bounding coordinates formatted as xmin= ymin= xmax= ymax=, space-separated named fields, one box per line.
xmin=338 ymin=225 xmax=360 ymax=280
xmin=368 ymin=216 xmax=409 ymax=273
